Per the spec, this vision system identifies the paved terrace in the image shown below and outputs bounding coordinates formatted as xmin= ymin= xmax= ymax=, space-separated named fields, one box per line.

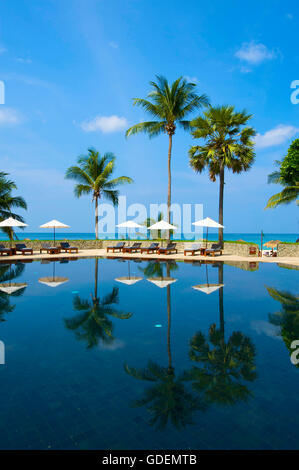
xmin=1 ymin=248 xmax=299 ymax=267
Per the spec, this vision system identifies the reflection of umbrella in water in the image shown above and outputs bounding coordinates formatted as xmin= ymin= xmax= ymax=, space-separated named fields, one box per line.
xmin=0 ymin=283 xmax=27 ymax=295
xmin=192 ymin=262 xmax=224 ymax=295
xmin=39 ymin=262 xmax=69 ymax=288
xmin=115 ymin=260 xmax=143 ymax=286
xmin=147 ymin=277 xmax=177 ymax=289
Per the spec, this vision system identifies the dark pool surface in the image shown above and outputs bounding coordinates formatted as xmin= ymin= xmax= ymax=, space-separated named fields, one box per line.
xmin=0 ymin=257 xmax=298 ymax=450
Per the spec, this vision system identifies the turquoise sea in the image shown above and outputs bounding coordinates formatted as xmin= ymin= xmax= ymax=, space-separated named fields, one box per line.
xmin=1 ymin=232 xmax=298 ymax=245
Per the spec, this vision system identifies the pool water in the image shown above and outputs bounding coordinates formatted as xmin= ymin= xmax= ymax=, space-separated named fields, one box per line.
xmin=0 ymin=257 xmax=298 ymax=450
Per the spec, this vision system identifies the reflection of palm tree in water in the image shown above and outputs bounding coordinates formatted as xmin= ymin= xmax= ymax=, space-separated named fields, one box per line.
xmin=267 ymin=286 xmax=299 ymax=366
xmin=64 ymin=258 xmax=132 ymax=349
xmin=186 ymin=263 xmax=257 ymax=405
xmin=0 ymin=263 xmax=26 ymax=322
xmin=125 ymin=262 xmax=204 ymax=430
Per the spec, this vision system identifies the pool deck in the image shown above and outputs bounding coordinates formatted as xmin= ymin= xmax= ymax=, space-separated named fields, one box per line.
xmin=1 ymin=248 xmax=299 ymax=267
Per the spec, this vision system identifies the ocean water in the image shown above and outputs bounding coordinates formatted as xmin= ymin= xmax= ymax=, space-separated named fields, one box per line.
xmin=1 ymin=232 xmax=298 ymax=245
xmin=0 ymin=257 xmax=298 ymax=449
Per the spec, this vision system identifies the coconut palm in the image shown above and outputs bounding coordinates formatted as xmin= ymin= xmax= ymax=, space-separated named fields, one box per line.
xmin=265 ymin=139 xmax=299 ymax=209
xmin=126 ymin=75 xmax=209 ymax=239
xmin=267 ymin=286 xmax=299 ymax=366
xmin=189 ymin=106 xmax=256 ymax=247
xmin=65 ymin=149 xmax=133 ymax=238
xmin=185 ymin=263 xmax=257 ymax=405
xmin=0 ymin=172 xmax=27 ymax=240
xmin=64 ymin=258 xmax=132 ymax=348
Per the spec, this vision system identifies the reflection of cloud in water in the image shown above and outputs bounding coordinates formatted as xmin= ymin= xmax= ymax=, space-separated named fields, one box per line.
xmin=98 ymin=339 xmax=125 ymax=351
xmin=251 ymin=321 xmax=281 ymax=340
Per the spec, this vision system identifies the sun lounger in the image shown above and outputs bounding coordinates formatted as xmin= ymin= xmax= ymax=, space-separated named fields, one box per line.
xmin=158 ymin=243 xmax=177 ymax=255
xmin=0 ymin=244 xmax=12 ymax=256
xmin=107 ymin=242 xmax=126 ymax=253
xmin=140 ymin=243 xmax=159 ymax=254
xmin=60 ymin=242 xmax=79 ymax=253
xmin=184 ymin=244 xmax=203 ymax=256
xmin=204 ymin=243 xmax=222 ymax=257
xmin=15 ymin=243 xmax=33 ymax=255
xmin=40 ymin=243 xmax=56 ymax=254
xmin=122 ymin=242 xmax=142 ymax=253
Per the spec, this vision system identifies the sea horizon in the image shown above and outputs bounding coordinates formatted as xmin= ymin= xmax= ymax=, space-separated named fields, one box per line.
xmin=2 ymin=231 xmax=298 ymax=245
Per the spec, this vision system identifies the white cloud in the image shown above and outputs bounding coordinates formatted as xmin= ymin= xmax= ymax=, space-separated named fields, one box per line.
xmin=251 ymin=320 xmax=281 ymax=339
xmin=255 ymin=124 xmax=299 ymax=148
xmin=79 ymin=115 xmax=128 ymax=133
xmin=286 ymin=13 xmax=293 ymax=19
xmin=0 ymin=46 xmax=7 ymax=55
xmin=0 ymin=107 xmax=22 ymax=125
xmin=16 ymin=57 xmax=32 ymax=64
xmin=109 ymin=41 xmax=119 ymax=49
xmin=235 ymin=41 xmax=275 ymax=65
xmin=185 ymin=76 xmax=199 ymax=84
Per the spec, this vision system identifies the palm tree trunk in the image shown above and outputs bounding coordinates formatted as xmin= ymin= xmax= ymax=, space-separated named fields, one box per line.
xmin=95 ymin=196 xmax=99 ymax=239
xmin=94 ymin=257 xmax=99 ymax=300
xmin=166 ymin=264 xmax=173 ymax=373
xmin=218 ymin=263 xmax=224 ymax=338
xmin=167 ymin=134 xmax=172 ymax=241
xmin=218 ymin=165 xmax=224 ymax=248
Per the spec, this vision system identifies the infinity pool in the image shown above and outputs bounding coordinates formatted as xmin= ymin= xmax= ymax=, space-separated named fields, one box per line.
xmin=0 ymin=257 xmax=298 ymax=449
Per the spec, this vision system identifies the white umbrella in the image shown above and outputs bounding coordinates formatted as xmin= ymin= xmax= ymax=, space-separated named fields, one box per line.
xmin=0 ymin=283 xmax=27 ymax=295
xmin=192 ymin=217 xmax=224 ymax=247
xmin=38 ymin=261 xmax=69 ymax=288
xmin=115 ymin=260 xmax=143 ymax=286
xmin=148 ymin=220 xmax=177 ymax=246
xmin=39 ymin=219 xmax=70 ymax=246
xmin=147 ymin=277 xmax=177 ymax=288
xmin=39 ymin=277 xmax=69 ymax=288
xmin=0 ymin=217 xmax=28 ymax=247
xmin=116 ymin=220 xmax=144 ymax=245
xmin=192 ymin=284 xmax=224 ymax=295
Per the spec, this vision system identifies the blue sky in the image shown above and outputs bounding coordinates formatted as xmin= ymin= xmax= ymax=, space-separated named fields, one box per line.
xmin=0 ymin=0 xmax=298 ymax=234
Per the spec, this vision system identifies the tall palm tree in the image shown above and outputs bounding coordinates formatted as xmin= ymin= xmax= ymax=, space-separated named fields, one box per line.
xmin=124 ymin=263 xmax=204 ymax=429
xmin=0 ymin=172 xmax=27 ymax=240
xmin=64 ymin=258 xmax=132 ymax=348
xmin=65 ymin=149 xmax=133 ymax=238
xmin=185 ymin=263 xmax=257 ymax=405
xmin=126 ymin=75 xmax=209 ymax=238
xmin=189 ymin=106 xmax=256 ymax=247
xmin=267 ymin=286 xmax=299 ymax=366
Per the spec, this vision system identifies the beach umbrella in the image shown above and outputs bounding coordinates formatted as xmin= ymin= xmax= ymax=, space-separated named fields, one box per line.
xmin=0 ymin=217 xmax=28 ymax=247
xmin=39 ymin=219 xmax=70 ymax=246
xmin=147 ymin=220 xmax=177 ymax=246
xmin=38 ymin=261 xmax=69 ymax=288
xmin=147 ymin=277 xmax=177 ymax=288
xmin=0 ymin=283 xmax=27 ymax=295
xmin=192 ymin=217 xmax=224 ymax=248
xmin=264 ymin=240 xmax=281 ymax=256
xmin=116 ymin=220 xmax=144 ymax=245
xmin=192 ymin=263 xmax=224 ymax=295
xmin=115 ymin=260 xmax=143 ymax=286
